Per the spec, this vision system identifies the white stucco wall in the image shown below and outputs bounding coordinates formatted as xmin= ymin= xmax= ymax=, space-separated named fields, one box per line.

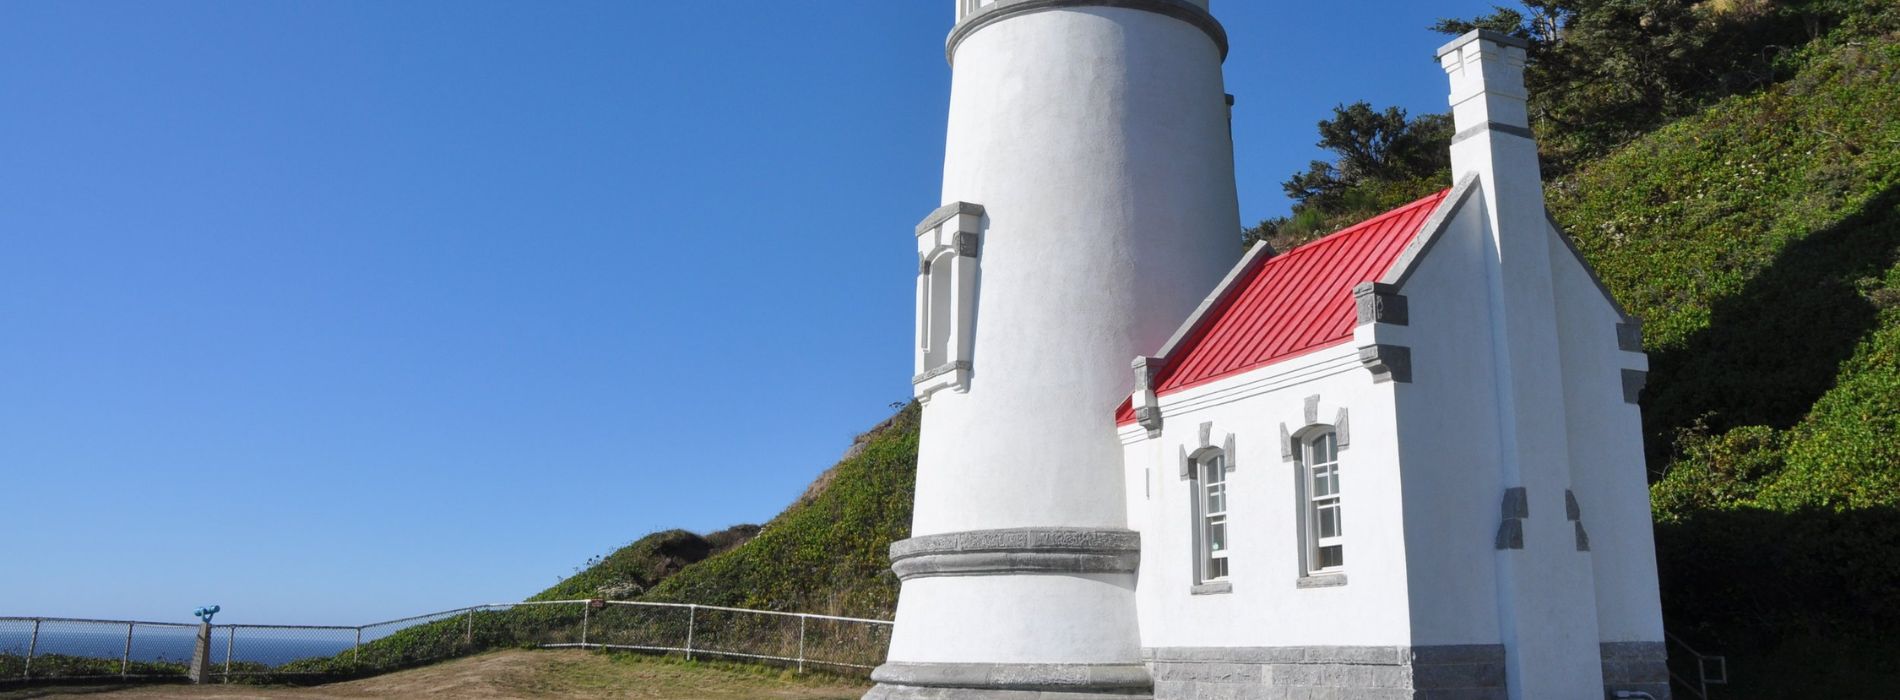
xmin=913 ymin=5 xmax=1238 ymax=537
xmin=1378 ymin=195 xmax=1511 ymax=647
xmin=1547 ymin=223 xmax=1666 ymax=645
xmin=1121 ymin=346 xmax=1411 ymax=649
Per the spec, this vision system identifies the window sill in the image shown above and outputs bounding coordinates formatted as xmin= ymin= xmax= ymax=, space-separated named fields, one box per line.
xmin=1190 ymin=581 xmax=1233 ymax=596
xmin=1296 ymin=573 xmax=1348 ymax=589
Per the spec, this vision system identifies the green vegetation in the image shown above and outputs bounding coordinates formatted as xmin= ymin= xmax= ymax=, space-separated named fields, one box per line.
xmin=1556 ymin=36 xmax=1900 ymax=698
xmin=638 ymin=405 xmax=918 ymax=619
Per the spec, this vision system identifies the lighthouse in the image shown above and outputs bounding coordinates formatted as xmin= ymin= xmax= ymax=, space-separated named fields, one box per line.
xmin=873 ymin=1 xmax=1240 ymax=697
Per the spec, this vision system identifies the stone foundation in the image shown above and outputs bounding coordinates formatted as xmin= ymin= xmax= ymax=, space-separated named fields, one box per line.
xmin=1601 ymin=641 xmax=1671 ymax=700
xmin=866 ymin=662 xmax=1152 ymax=699
xmin=1144 ymin=645 xmax=1507 ymax=700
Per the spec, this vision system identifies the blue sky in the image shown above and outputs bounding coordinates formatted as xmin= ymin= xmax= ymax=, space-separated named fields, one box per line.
xmin=0 ymin=0 xmax=1497 ymax=625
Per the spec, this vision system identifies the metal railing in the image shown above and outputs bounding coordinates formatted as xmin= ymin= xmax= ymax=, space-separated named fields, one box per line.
xmin=1665 ymin=632 xmax=1728 ymax=700
xmin=0 ymin=600 xmax=892 ymax=686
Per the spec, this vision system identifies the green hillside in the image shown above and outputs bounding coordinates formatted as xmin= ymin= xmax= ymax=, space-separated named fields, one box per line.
xmin=634 ymin=405 xmax=917 ymax=619
xmin=1551 ymin=34 xmax=1900 ymax=699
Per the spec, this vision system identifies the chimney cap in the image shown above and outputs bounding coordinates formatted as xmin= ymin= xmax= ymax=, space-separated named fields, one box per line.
xmin=1435 ymin=29 xmax=1530 ymax=60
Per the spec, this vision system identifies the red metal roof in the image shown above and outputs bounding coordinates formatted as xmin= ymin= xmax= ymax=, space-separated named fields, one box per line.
xmin=1116 ymin=190 xmax=1450 ymax=425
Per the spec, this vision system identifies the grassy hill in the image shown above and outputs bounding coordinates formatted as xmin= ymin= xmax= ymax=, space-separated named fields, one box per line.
xmin=1549 ymin=32 xmax=1900 ymax=699
xmin=539 ymin=405 xmax=918 ymax=619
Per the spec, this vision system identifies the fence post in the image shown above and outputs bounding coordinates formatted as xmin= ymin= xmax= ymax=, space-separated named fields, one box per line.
xmin=685 ymin=605 xmax=696 ymax=661
xmin=23 ymin=619 xmax=38 ymax=680
xmin=797 ymin=615 xmax=807 ymax=674
xmin=464 ymin=608 xmax=474 ymax=647
xmin=122 ymin=622 xmax=135 ymax=678
xmin=581 ymin=604 xmax=591 ymax=647
xmin=223 ymin=626 xmax=235 ymax=681
xmin=353 ymin=627 xmax=362 ymax=668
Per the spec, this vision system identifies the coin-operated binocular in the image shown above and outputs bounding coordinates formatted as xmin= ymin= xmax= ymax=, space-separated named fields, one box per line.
xmin=188 ymin=605 xmax=221 ymax=683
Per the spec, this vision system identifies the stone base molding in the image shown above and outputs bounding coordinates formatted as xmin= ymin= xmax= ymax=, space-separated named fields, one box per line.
xmin=889 ymin=528 xmax=1141 ymax=581
xmin=867 ymin=662 xmax=1153 ymax=699
xmin=1144 ymin=645 xmax=1507 ymax=700
xmin=1601 ymin=641 xmax=1672 ymax=700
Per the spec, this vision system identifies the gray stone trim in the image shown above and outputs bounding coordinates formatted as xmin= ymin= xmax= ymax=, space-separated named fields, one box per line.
xmin=1617 ymin=319 xmax=1646 ymax=352
xmin=1199 ymin=421 xmax=1213 ymax=448
xmin=1496 ymin=489 xmax=1528 ymax=550
xmin=1575 ymin=521 xmax=1592 ymax=552
xmin=956 ymin=231 xmax=981 ymax=258
xmin=1495 ymin=518 xmax=1525 ymax=550
xmin=1382 ymin=173 xmax=1481 ymax=290
xmin=1622 ymin=368 xmax=1648 ymax=404
xmin=1436 ymin=28 xmax=1532 ymax=58
xmin=913 ymin=361 xmax=973 ymax=385
xmin=1145 ymin=644 xmax=1507 ymax=697
xmin=1153 ymin=242 xmax=1276 ymax=363
xmin=1501 ymin=487 xmax=1529 ymax=519
xmin=1303 ymin=395 xmax=1320 ymax=425
xmin=1548 ymin=211 xmax=1637 ymax=321
xmin=1178 ymin=446 xmax=1192 ymax=479
xmin=1278 ymin=423 xmax=1292 ymax=461
xmin=1451 ymin=120 xmax=1537 ymax=145
xmin=889 ymin=528 xmax=1141 ymax=581
xmin=1334 ymin=408 xmax=1351 ymax=448
xmin=871 ymin=661 xmax=1153 ymax=694
xmin=948 ymin=0 xmax=1228 ymax=65
xmin=1222 ymin=434 xmax=1236 ymax=472
xmin=1353 ymin=282 xmax=1410 ymax=326
xmin=1565 ymin=489 xmax=1582 ymax=521
xmin=1131 ymin=356 xmax=1164 ymax=436
xmin=1602 ymin=641 xmax=1672 ymax=700
xmin=916 ymin=201 xmax=986 ymax=237
xmin=865 ymin=685 xmax=1148 ymax=700
xmin=1296 ymin=573 xmax=1347 ymax=589
xmin=1190 ymin=581 xmax=1232 ymax=596
xmin=1357 ymin=344 xmax=1413 ymax=384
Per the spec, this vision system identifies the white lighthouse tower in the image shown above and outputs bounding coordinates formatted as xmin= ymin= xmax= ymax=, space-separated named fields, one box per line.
xmin=873 ymin=1 xmax=1240 ymax=697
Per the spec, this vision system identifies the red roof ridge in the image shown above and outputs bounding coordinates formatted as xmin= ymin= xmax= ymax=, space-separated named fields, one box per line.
xmin=1116 ymin=189 xmax=1453 ymax=426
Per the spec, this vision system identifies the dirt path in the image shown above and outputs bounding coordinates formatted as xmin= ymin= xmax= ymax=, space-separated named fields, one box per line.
xmin=12 ymin=650 xmax=868 ymax=700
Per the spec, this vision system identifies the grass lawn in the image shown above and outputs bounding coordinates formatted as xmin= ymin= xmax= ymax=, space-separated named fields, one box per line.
xmin=3 ymin=649 xmax=869 ymax=700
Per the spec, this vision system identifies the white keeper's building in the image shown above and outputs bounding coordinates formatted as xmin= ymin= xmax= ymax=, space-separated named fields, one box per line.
xmin=871 ymin=2 xmax=1672 ymax=699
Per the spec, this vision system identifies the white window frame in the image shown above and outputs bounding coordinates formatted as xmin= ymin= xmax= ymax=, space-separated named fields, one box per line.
xmin=1198 ymin=452 xmax=1229 ymax=583
xmin=1297 ymin=430 xmax=1344 ymax=575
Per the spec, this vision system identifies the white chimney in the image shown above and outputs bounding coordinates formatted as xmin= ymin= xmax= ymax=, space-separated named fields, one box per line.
xmin=1436 ymin=29 xmax=1609 ymax=700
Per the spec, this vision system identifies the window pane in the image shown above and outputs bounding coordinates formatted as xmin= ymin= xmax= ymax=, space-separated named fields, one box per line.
xmin=1318 ymin=545 xmax=1344 ymax=570
xmin=1208 ymin=519 xmax=1226 ymax=552
xmin=1318 ymin=506 xmax=1337 ymax=539
xmin=1209 ymin=557 xmax=1228 ymax=580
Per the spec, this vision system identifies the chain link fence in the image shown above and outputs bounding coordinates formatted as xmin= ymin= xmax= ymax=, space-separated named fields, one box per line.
xmin=0 ymin=600 xmax=892 ymax=687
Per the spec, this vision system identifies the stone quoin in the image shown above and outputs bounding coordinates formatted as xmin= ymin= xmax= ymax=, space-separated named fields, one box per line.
xmin=876 ymin=3 xmax=1670 ymax=699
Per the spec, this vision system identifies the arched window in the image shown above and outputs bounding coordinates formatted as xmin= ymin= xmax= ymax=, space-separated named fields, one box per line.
xmin=1298 ymin=431 xmax=1343 ymax=574
xmin=1195 ymin=450 xmax=1229 ymax=583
